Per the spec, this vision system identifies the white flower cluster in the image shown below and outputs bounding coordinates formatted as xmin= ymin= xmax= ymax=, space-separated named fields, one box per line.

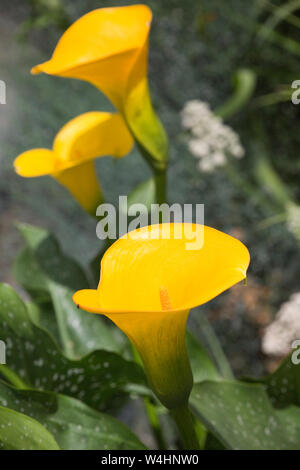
xmin=287 ymin=204 xmax=300 ymax=243
xmin=262 ymin=292 xmax=300 ymax=357
xmin=181 ymin=100 xmax=245 ymax=172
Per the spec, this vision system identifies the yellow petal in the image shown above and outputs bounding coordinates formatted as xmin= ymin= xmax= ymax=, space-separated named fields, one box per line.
xmin=14 ymin=149 xmax=58 ymax=177
xmin=31 ymin=5 xmax=152 ymax=109
xmin=74 ymin=224 xmax=250 ymax=314
xmin=53 ymin=111 xmax=133 ymax=169
xmin=54 ymin=160 xmax=103 ymax=214
xmin=31 ymin=5 xmax=168 ymax=167
xmin=73 ymin=223 xmax=249 ymax=409
xmin=14 ymin=112 xmax=133 ymax=214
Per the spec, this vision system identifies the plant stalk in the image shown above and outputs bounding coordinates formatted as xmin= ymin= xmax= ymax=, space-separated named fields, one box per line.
xmin=171 ymin=404 xmax=201 ymax=450
xmin=154 ymin=167 xmax=167 ymax=205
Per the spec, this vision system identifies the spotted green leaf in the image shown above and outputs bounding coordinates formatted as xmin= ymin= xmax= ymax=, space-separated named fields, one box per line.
xmin=0 ymin=405 xmax=59 ymax=450
xmin=191 ymin=380 xmax=300 ymax=450
xmin=0 ymin=283 xmax=146 ymax=411
xmin=0 ymin=382 xmax=146 ymax=450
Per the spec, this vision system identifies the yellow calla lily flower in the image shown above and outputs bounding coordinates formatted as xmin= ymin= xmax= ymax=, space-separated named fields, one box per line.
xmin=14 ymin=111 xmax=133 ymax=214
xmin=31 ymin=5 xmax=168 ymax=170
xmin=73 ymin=223 xmax=250 ymax=410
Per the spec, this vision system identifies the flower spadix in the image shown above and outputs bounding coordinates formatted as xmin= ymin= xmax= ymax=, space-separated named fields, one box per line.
xmin=73 ymin=223 xmax=250 ymax=409
xmin=31 ymin=5 xmax=168 ymax=170
xmin=14 ymin=111 xmax=133 ymax=214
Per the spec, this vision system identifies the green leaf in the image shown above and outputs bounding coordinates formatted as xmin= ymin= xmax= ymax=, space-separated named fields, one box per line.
xmin=189 ymin=310 xmax=234 ymax=379
xmin=25 ymin=300 xmax=61 ymax=342
xmin=191 ymin=380 xmax=300 ymax=450
xmin=0 ymin=405 xmax=59 ymax=450
xmin=89 ymin=241 xmax=111 ymax=287
xmin=126 ymin=178 xmax=156 ymax=213
xmin=0 ymin=382 xmax=146 ymax=450
xmin=277 ymin=405 xmax=300 ymax=440
xmin=0 ymin=283 xmax=146 ymax=411
xmin=258 ymin=354 xmax=300 ymax=408
xmin=14 ymin=247 xmax=48 ymax=295
xmin=16 ymin=223 xmax=88 ymax=290
xmin=48 ymin=281 xmax=126 ymax=358
xmin=254 ymin=153 xmax=294 ymax=209
xmin=186 ymin=331 xmax=221 ymax=383
xmin=259 ymin=1 xmax=300 ymax=42
xmin=14 ymin=223 xmax=125 ymax=358
xmin=216 ymin=68 xmax=257 ymax=119
xmin=184 ymin=332 xmax=221 ymax=449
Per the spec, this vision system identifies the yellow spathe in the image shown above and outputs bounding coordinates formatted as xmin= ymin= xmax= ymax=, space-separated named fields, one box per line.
xmin=31 ymin=5 xmax=168 ymax=169
xmin=14 ymin=111 xmax=133 ymax=214
xmin=73 ymin=223 xmax=250 ymax=408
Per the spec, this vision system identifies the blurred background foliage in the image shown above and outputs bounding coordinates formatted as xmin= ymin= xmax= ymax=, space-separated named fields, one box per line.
xmin=1 ymin=0 xmax=300 ymax=379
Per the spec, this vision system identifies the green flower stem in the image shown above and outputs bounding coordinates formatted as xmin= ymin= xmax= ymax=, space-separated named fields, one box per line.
xmin=135 ymin=140 xmax=168 ymax=206
xmin=171 ymin=404 xmax=201 ymax=450
xmin=154 ymin=167 xmax=167 ymax=205
xmin=0 ymin=365 xmax=29 ymax=389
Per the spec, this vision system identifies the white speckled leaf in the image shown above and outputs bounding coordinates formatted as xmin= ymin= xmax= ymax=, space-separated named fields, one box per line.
xmin=0 ymin=383 xmax=146 ymax=450
xmin=0 ymin=283 xmax=146 ymax=411
xmin=262 ymin=354 xmax=300 ymax=407
xmin=0 ymin=405 xmax=60 ymax=450
xmin=191 ymin=380 xmax=300 ymax=450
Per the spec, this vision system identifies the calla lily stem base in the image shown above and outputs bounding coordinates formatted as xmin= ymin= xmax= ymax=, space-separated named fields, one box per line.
xmin=171 ymin=404 xmax=201 ymax=450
